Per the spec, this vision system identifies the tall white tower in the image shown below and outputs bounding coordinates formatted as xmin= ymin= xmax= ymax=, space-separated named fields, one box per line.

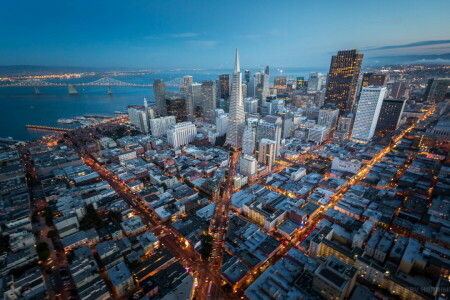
xmin=351 ymin=86 xmax=387 ymax=143
xmin=225 ymin=49 xmax=245 ymax=148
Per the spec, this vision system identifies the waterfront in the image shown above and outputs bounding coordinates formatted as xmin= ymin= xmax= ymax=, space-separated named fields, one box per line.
xmin=0 ymin=68 xmax=319 ymax=141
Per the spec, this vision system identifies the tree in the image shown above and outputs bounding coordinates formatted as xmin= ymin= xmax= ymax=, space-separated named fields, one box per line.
xmin=79 ymin=205 xmax=105 ymax=230
xmin=47 ymin=230 xmax=58 ymax=239
xmin=36 ymin=242 xmax=50 ymax=261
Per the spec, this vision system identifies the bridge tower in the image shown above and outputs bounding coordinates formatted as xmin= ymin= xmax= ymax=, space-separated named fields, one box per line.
xmin=68 ymin=85 xmax=78 ymax=95
xmin=107 ymin=86 xmax=112 ymax=95
xmin=34 ymin=87 xmax=41 ymax=95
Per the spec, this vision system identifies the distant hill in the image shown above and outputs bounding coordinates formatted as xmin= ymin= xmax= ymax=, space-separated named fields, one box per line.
xmin=365 ymin=53 xmax=450 ymax=66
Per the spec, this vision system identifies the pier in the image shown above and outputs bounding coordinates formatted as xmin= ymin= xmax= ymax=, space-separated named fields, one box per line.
xmin=25 ymin=125 xmax=73 ymax=132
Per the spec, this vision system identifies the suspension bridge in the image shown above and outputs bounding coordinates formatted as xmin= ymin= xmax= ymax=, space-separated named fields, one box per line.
xmin=0 ymin=77 xmax=185 ymax=94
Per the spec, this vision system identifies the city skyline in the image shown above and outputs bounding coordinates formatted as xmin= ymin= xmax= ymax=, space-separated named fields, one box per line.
xmin=1 ymin=0 xmax=450 ymax=69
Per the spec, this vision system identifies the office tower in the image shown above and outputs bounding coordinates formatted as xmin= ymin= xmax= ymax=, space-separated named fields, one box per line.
xmin=274 ymin=76 xmax=287 ymax=94
xmin=333 ymin=114 xmax=353 ymax=141
xmin=254 ymin=71 xmax=270 ymax=102
xmin=351 ymin=86 xmax=387 ymax=143
xmin=244 ymin=98 xmax=258 ymax=114
xmin=281 ymin=113 xmax=294 ymax=139
xmin=225 ymin=49 xmax=245 ymax=149
xmin=389 ymin=81 xmax=406 ymax=99
xmin=265 ymin=65 xmax=270 ymax=75
xmin=242 ymin=83 xmax=247 ymax=99
xmin=375 ymin=99 xmax=406 ymax=135
xmin=128 ymin=108 xmax=150 ymax=133
xmin=183 ymin=75 xmax=193 ymax=87
xmin=318 ymin=104 xmax=340 ymax=129
xmin=247 ymin=74 xmax=255 ymax=98
xmin=167 ymin=122 xmax=197 ymax=148
xmin=218 ymin=74 xmax=230 ymax=100
xmin=358 ymin=73 xmax=387 ymax=100
xmin=257 ymin=139 xmax=276 ymax=172
xmin=215 ymin=112 xmax=228 ymax=136
xmin=242 ymin=118 xmax=258 ymax=155
xmin=153 ymin=79 xmax=167 ymax=116
xmin=424 ymin=78 xmax=450 ymax=102
xmin=308 ymin=125 xmax=330 ymax=144
xmin=149 ymin=116 xmax=176 ymax=137
xmin=166 ymin=95 xmax=188 ymax=122
xmin=296 ymin=77 xmax=306 ymax=90
xmin=308 ymin=72 xmax=324 ymax=93
xmin=256 ymin=115 xmax=282 ymax=156
xmin=239 ymin=154 xmax=257 ymax=177
xmin=244 ymin=69 xmax=251 ymax=84
xmin=188 ymin=83 xmax=203 ymax=119
xmin=218 ymin=98 xmax=228 ymax=112
xmin=324 ymin=49 xmax=363 ymax=115
xmin=201 ymin=80 xmax=216 ymax=124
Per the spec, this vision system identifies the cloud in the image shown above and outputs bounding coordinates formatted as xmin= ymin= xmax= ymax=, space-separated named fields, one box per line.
xmin=167 ymin=32 xmax=199 ymax=38
xmin=366 ymin=40 xmax=450 ymax=51
xmin=237 ymin=34 xmax=261 ymax=40
xmin=188 ymin=40 xmax=219 ymax=47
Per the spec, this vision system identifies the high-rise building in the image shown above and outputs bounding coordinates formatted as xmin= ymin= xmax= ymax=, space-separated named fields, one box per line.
xmin=423 ymin=78 xmax=450 ymax=103
xmin=351 ymin=86 xmax=387 ymax=143
xmin=215 ymin=112 xmax=228 ymax=136
xmin=375 ymin=99 xmax=406 ymax=135
xmin=324 ymin=50 xmax=363 ymax=115
xmin=239 ymin=154 xmax=257 ymax=177
xmin=244 ymin=69 xmax=251 ymax=84
xmin=257 ymin=139 xmax=276 ymax=172
xmin=218 ymin=74 xmax=230 ymax=100
xmin=128 ymin=98 xmax=155 ymax=133
xmin=180 ymin=75 xmax=193 ymax=93
xmin=256 ymin=115 xmax=282 ymax=156
xmin=358 ymin=73 xmax=387 ymax=99
xmin=187 ymin=83 xmax=203 ymax=119
xmin=274 ymin=76 xmax=287 ymax=94
xmin=153 ymin=79 xmax=166 ymax=116
xmin=167 ymin=122 xmax=197 ymax=148
xmin=296 ymin=77 xmax=306 ymax=90
xmin=166 ymin=95 xmax=188 ymax=122
xmin=128 ymin=108 xmax=150 ymax=133
xmin=265 ymin=65 xmax=270 ymax=75
xmin=201 ymin=80 xmax=216 ymax=124
xmin=308 ymin=72 xmax=324 ymax=93
xmin=225 ymin=49 xmax=245 ymax=149
xmin=318 ymin=104 xmax=340 ymax=129
xmin=389 ymin=81 xmax=407 ymax=99
xmin=244 ymin=98 xmax=258 ymax=114
xmin=254 ymin=72 xmax=269 ymax=102
xmin=149 ymin=116 xmax=176 ymax=137
xmin=242 ymin=118 xmax=258 ymax=155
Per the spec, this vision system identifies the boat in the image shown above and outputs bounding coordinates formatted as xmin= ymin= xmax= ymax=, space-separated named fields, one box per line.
xmin=57 ymin=118 xmax=74 ymax=124
xmin=114 ymin=111 xmax=126 ymax=115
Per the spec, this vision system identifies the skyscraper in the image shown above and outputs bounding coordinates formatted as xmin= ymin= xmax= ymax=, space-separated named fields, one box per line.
xmin=256 ymin=115 xmax=282 ymax=156
xmin=218 ymin=74 xmax=230 ymax=100
xmin=181 ymin=75 xmax=193 ymax=93
xmin=153 ymin=79 xmax=167 ymax=116
xmin=423 ymin=78 xmax=450 ymax=103
xmin=324 ymin=50 xmax=363 ymax=115
xmin=257 ymin=139 xmax=276 ymax=172
xmin=308 ymin=72 xmax=324 ymax=93
xmin=274 ymin=76 xmax=287 ymax=94
xmin=244 ymin=69 xmax=251 ymax=84
xmin=296 ymin=77 xmax=306 ymax=90
xmin=318 ymin=104 xmax=340 ymax=129
xmin=375 ymin=99 xmax=406 ymax=135
xmin=166 ymin=95 xmax=188 ymax=122
xmin=188 ymin=83 xmax=203 ymax=119
xmin=225 ymin=49 xmax=245 ymax=149
xmin=242 ymin=118 xmax=258 ymax=155
xmin=201 ymin=80 xmax=216 ymax=124
xmin=167 ymin=122 xmax=197 ymax=148
xmin=351 ymin=86 xmax=387 ymax=143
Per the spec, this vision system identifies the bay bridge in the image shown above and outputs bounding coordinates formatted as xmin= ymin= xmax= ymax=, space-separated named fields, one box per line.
xmin=0 ymin=76 xmax=185 ymax=95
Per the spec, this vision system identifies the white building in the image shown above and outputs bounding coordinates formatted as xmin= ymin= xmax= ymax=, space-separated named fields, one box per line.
xmin=240 ymin=154 xmax=257 ymax=177
xmin=331 ymin=157 xmax=362 ymax=174
xmin=351 ymin=86 xmax=387 ymax=143
xmin=128 ymin=108 xmax=149 ymax=133
xmin=244 ymin=97 xmax=258 ymax=114
xmin=215 ymin=112 xmax=228 ymax=136
xmin=167 ymin=122 xmax=197 ymax=148
xmin=308 ymin=72 xmax=324 ymax=93
xmin=308 ymin=125 xmax=330 ymax=144
xmin=242 ymin=118 xmax=258 ymax=155
xmin=149 ymin=116 xmax=176 ymax=137
xmin=257 ymin=139 xmax=276 ymax=172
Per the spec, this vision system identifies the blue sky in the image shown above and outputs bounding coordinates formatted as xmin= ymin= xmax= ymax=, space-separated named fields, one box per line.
xmin=0 ymin=0 xmax=449 ymax=69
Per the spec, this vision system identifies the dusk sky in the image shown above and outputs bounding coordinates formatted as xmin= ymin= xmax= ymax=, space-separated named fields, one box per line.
xmin=1 ymin=0 xmax=450 ymax=69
